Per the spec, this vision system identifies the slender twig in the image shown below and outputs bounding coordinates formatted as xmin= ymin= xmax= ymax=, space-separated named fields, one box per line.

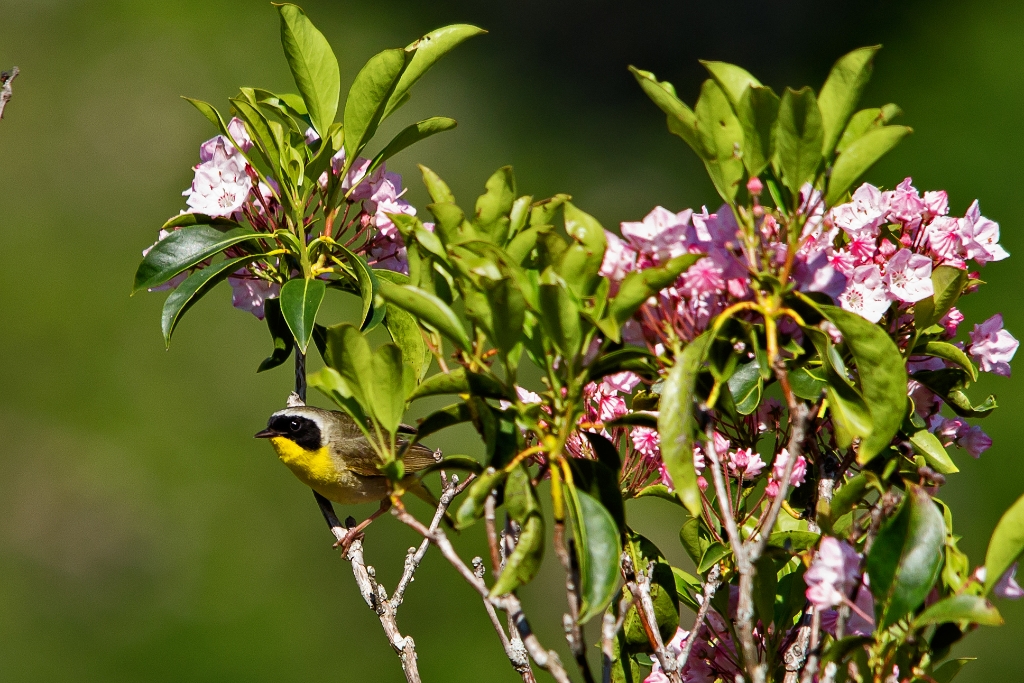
xmin=500 ymin=521 xmax=538 ymax=683
xmin=677 ymin=564 xmax=722 ymax=671
xmin=394 ymin=503 xmax=571 ymax=683
xmin=798 ymin=608 xmax=822 ymax=683
xmin=622 ymin=554 xmax=681 ymax=683
xmin=601 ymin=594 xmax=635 ymax=683
xmin=0 ymin=67 xmax=18 ymax=120
xmin=554 ymin=521 xmax=595 ymax=683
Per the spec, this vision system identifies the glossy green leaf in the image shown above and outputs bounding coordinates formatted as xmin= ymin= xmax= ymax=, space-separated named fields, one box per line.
xmin=538 ymin=276 xmax=582 ymax=359
xmin=818 ymin=46 xmax=880 ymax=156
xmin=837 ymin=104 xmax=902 ymax=154
xmin=753 ymin=555 xmax=778 ymax=628
xmin=369 ymin=117 xmax=457 ymax=171
xmin=279 ymin=278 xmax=326 ymax=354
xmin=679 ymin=518 xmax=712 ymax=566
xmin=914 ymin=594 xmax=1003 ymax=627
xmin=915 ymin=266 xmax=968 ymax=331
xmin=629 ymin=66 xmax=701 ymax=154
xmin=828 ymin=473 xmax=870 ymax=525
xmin=701 ymin=60 xmax=761 ymax=107
xmin=484 ymin=277 xmax=526 ymax=355
xmin=789 ymin=365 xmax=828 ymax=400
xmin=736 ymin=85 xmax=780 ymax=177
xmin=623 ymin=532 xmax=679 ymax=651
xmin=909 ymin=428 xmax=959 ymax=474
xmin=473 ymin=166 xmax=515 ymax=240
xmin=159 ymin=212 xmax=240 ymax=231
xmin=659 ymin=333 xmax=711 ymax=516
xmin=276 ymin=4 xmax=339 ymax=139
xmin=767 ymin=531 xmax=821 ymax=552
xmin=695 ymin=79 xmax=746 ymax=203
xmin=377 ymin=279 xmax=471 ymax=351
xmin=183 ymin=97 xmax=226 ymax=130
xmin=698 ymin=543 xmax=731 ymax=573
xmin=773 ymin=86 xmax=824 ymax=198
xmin=915 ymin=341 xmax=977 ymax=382
xmin=671 ymin=567 xmax=701 ymax=611
xmin=607 ymin=253 xmax=701 ymax=333
xmin=228 ymin=97 xmax=282 ymax=172
xmin=826 ymin=125 xmax=912 ymax=206
xmin=491 ymin=465 xmax=545 ymax=596
xmin=455 ymin=467 xmax=506 ymax=530
xmin=369 ymin=343 xmax=411 ymax=435
xmin=567 ymin=486 xmax=622 ymax=623
xmin=382 ymin=24 xmax=486 ymax=119
xmin=257 ymin=297 xmax=293 ymax=372
xmin=414 ymin=402 xmax=472 ymax=442
xmin=307 ymin=366 xmax=370 ymax=428
xmin=983 ymin=491 xmax=1024 ymax=594
xmin=727 ymin=359 xmax=762 ymax=415
xmin=384 ymin=303 xmax=430 ymax=381
xmin=867 ymin=485 xmax=946 ymax=629
xmin=821 ymin=305 xmax=908 ymax=463
xmin=419 ymin=164 xmax=456 ymax=204
xmin=332 ymin=243 xmax=382 ymax=331
xmin=408 ymin=367 xmax=507 ymax=401
xmin=610 ymin=632 xmax=643 ymax=683
xmin=343 ymin=48 xmax=408 ymax=163
xmin=931 ymin=658 xmax=974 ymax=683
xmin=134 ymin=226 xmax=261 ymax=293
xmin=323 ymin=323 xmax=373 ymax=409
xmin=912 ymin=368 xmax=997 ymax=418
xmin=161 ymin=255 xmax=262 ymax=346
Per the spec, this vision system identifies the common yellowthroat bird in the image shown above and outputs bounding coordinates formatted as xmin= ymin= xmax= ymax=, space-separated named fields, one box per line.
xmin=255 ymin=398 xmax=441 ymax=545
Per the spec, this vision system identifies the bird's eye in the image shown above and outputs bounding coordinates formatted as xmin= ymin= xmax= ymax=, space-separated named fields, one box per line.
xmin=289 ymin=418 xmax=302 ymax=432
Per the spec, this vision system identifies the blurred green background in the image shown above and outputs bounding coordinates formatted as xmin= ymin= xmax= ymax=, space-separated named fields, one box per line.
xmin=1 ymin=0 xmax=1022 ymax=680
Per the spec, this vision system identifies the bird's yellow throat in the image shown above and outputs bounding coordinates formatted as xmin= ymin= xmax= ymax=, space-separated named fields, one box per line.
xmin=268 ymin=436 xmax=337 ymax=487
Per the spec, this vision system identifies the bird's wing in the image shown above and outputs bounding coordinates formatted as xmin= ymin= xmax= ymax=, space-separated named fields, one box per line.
xmin=401 ymin=442 xmax=440 ymax=474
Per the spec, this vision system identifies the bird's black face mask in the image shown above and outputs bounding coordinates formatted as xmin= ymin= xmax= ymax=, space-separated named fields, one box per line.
xmin=255 ymin=414 xmax=322 ymax=451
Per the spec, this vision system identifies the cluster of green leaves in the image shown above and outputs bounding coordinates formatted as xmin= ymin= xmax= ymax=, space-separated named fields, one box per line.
xmin=133 ymin=4 xmax=481 ymax=361
xmin=631 ymin=46 xmax=910 ymax=212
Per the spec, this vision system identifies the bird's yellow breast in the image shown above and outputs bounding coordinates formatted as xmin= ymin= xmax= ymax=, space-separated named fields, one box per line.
xmin=269 ymin=436 xmax=339 ymax=487
xmin=267 ymin=436 xmax=386 ymax=505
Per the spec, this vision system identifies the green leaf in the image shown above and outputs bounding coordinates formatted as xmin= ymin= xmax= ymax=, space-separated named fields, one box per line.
xmin=767 ymin=531 xmax=821 ymax=552
xmin=914 ymin=594 xmax=1003 ymax=627
xmin=821 ymin=305 xmax=908 ymax=463
xmin=382 ymin=24 xmax=486 ymax=120
xmin=562 ymin=201 xmax=607 ymax=289
xmin=931 ymin=658 xmax=974 ymax=683
xmin=736 ymin=85 xmax=780 ymax=177
xmin=384 ymin=303 xmax=430 ymax=381
xmin=276 ymin=4 xmax=340 ymax=139
xmin=333 ymin=243 xmax=383 ymax=331
xmin=914 ymin=341 xmax=977 ymax=382
xmin=827 ymin=473 xmax=870 ymax=526
xmin=983 ymin=491 xmax=1024 ymax=594
xmin=377 ymin=279 xmax=471 ymax=351
xmin=491 ymin=465 xmax=545 ymax=595
xmin=818 ymin=46 xmax=881 ymax=156
xmin=456 ymin=467 xmax=506 ymax=529
xmin=915 ymin=266 xmax=968 ymax=331
xmin=773 ymin=86 xmax=824 ymax=198
xmin=609 ymin=632 xmax=643 ymax=683
xmin=701 ymin=61 xmax=762 ymax=107
xmin=484 ymin=277 xmax=526 ymax=356
xmin=159 ymin=212 xmax=240 ymax=231
xmin=727 ymin=359 xmax=762 ymax=415
xmin=182 ymin=97 xmax=225 ymax=130
xmin=408 ymin=367 xmax=508 ymax=401
xmin=909 ymin=428 xmax=959 ymax=474
xmin=695 ymin=79 xmax=746 ymax=203
xmin=134 ymin=226 xmax=261 ymax=293
xmin=538 ymin=275 xmax=582 ymax=359
xmin=753 ymin=555 xmax=778 ymax=629
xmin=659 ymin=333 xmax=711 ymax=517
xmin=826 ymin=125 xmax=912 ymax=206
xmin=279 ymin=278 xmax=326 ymax=354
xmin=679 ymin=518 xmax=711 ymax=566
xmin=912 ymin=368 xmax=997 ymax=418
xmin=419 ymin=164 xmax=456 ymax=204
xmin=837 ymin=104 xmax=902 ymax=154
xmin=474 ymin=166 xmax=516 ymax=241
xmin=229 ymin=97 xmax=282 ymax=173
xmin=867 ymin=485 xmax=946 ymax=629
xmin=607 ymin=254 xmax=701 ymax=333
xmin=587 ymin=348 xmax=658 ymax=383
xmin=323 ymin=322 xmax=374 ymax=409
xmin=307 ymin=366 xmax=370 ymax=428
xmin=567 ymin=486 xmax=622 ymax=623
xmin=629 ymin=66 xmax=701 ymax=154
xmin=367 ymin=343 xmax=410 ymax=436
xmin=161 ymin=255 xmax=263 ymax=346
xmin=369 ymin=116 xmax=457 ymax=171
xmin=623 ymin=532 xmax=680 ymax=651
xmin=343 ymin=48 xmax=409 ymax=163
xmin=257 ymin=297 xmax=293 ymax=372
xmin=415 ymin=402 xmax=473 ymax=441
xmin=698 ymin=543 xmax=731 ymax=573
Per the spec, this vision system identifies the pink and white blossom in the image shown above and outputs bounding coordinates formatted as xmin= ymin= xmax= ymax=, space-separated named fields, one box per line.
xmin=805 ymin=537 xmax=861 ymax=610
xmin=631 ymin=427 xmax=660 ymax=459
xmin=839 ymin=264 xmax=890 ymax=322
xmin=727 ymin=448 xmax=765 ymax=480
xmin=969 ymin=314 xmax=1019 ymax=376
xmin=184 ymin=139 xmax=252 ymax=217
xmin=884 ymin=248 xmax=933 ymax=303
xmin=957 ymin=424 xmax=992 ymax=459
xmin=227 ymin=276 xmax=279 ymax=320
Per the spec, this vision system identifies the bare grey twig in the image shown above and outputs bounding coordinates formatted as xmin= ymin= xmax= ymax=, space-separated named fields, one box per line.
xmin=677 ymin=564 xmax=722 ymax=671
xmin=0 ymin=67 xmax=18 ymax=120
xmin=622 ymin=554 xmax=681 ymax=683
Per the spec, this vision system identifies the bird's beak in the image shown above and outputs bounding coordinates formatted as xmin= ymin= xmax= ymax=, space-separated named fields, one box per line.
xmin=254 ymin=428 xmax=282 ymax=439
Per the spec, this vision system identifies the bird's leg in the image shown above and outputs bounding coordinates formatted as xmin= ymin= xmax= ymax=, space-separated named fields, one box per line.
xmin=334 ymin=498 xmax=393 ymax=551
